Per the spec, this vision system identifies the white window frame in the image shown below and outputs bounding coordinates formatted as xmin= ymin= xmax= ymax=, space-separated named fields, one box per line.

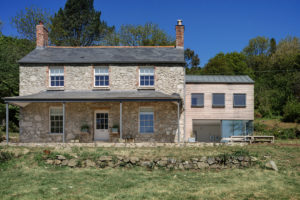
xmin=49 ymin=107 xmax=63 ymax=134
xmin=49 ymin=67 xmax=64 ymax=87
xmin=139 ymin=67 xmax=155 ymax=87
xmin=139 ymin=107 xmax=154 ymax=134
xmin=94 ymin=66 xmax=109 ymax=87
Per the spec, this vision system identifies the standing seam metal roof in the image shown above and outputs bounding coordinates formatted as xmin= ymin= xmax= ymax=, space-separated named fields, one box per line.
xmin=185 ymin=75 xmax=254 ymax=84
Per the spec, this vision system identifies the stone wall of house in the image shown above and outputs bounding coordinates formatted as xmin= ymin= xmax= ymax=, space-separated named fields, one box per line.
xmin=122 ymin=102 xmax=178 ymax=142
xmin=109 ymin=66 xmax=138 ymax=90
xmin=19 ymin=66 xmax=48 ymax=96
xmin=19 ymin=101 xmax=178 ymax=143
xmin=19 ymin=103 xmax=63 ymax=142
xmin=65 ymin=66 xmax=93 ymax=90
xmin=19 ymin=64 xmax=185 ymax=142
xmin=19 ymin=65 xmax=184 ymax=96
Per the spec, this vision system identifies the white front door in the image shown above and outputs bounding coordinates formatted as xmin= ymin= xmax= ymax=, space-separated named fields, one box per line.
xmin=94 ymin=110 xmax=109 ymax=141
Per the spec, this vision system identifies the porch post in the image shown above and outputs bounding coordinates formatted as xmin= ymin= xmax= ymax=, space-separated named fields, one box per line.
xmin=6 ymin=103 xmax=9 ymax=144
xmin=120 ymin=101 xmax=122 ymax=140
xmin=177 ymin=101 xmax=180 ymax=143
xmin=63 ymin=102 xmax=65 ymax=143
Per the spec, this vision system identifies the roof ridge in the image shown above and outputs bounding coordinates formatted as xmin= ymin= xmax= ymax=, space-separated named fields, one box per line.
xmin=47 ymin=46 xmax=175 ymax=49
xmin=186 ymin=75 xmax=250 ymax=77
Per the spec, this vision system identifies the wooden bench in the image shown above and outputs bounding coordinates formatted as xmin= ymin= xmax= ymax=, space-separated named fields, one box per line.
xmin=230 ymin=135 xmax=274 ymax=144
xmin=251 ymin=136 xmax=274 ymax=143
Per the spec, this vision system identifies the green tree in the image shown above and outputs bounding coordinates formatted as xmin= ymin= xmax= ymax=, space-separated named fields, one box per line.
xmin=105 ymin=23 xmax=175 ymax=46
xmin=269 ymin=38 xmax=276 ymax=55
xmin=243 ymin=36 xmax=270 ymax=56
xmin=0 ymin=20 xmax=2 ymax=35
xmin=0 ymin=35 xmax=35 ymax=128
xmin=242 ymin=36 xmax=271 ymax=72
xmin=185 ymin=48 xmax=201 ymax=74
xmin=11 ymin=6 xmax=51 ymax=41
xmin=202 ymin=52 xmax=253 ymax=76
xmin=282 ymin=98 xmax=300 ymax=123
xmin=247 ymin=36 xmax=300 ymax=119
xmin=50 ymin=0 xmax=113 ymax=46
xmin=105 ymin=22 xmax=200 ymax=75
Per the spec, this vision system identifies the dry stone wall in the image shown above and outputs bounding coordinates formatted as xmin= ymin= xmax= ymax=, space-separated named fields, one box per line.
xmin=45 ymin=154 xmax=258 ymax=170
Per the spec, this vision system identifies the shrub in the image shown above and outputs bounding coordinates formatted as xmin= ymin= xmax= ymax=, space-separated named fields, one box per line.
xmin=273 ymin=128 xmax=297 ymax=139
xmin=282 ymin=98 xmax=300 ymax=123
xmin=254 ymin=122 xmax=267 ymax=132
xmin=0 ymin=151 xmax=14 ymax=162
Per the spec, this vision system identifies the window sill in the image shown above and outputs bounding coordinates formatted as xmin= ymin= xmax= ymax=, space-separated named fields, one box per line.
xmin=47 ymin=87 xmax=64 ymax=91
xmin=138 ymin=87 xmax=155 ymax=90
xmin=48 ymin=133 xmax=63 ymax=135
xmin=139 ymin=132 xmax=154 ymax=135
xmin=212 ymin=105 xmax=225 ymax=108
xmin=93 ymin=87 xmax=110 ymax=91
xmin=191 ymin=106 xmax=204 ymax=108
xmin=233 ymin=106 xmax=246 ymax=108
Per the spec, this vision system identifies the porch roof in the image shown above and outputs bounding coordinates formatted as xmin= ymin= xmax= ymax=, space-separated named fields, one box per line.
xmin=4 ymin=90 xmax=181 ymax=104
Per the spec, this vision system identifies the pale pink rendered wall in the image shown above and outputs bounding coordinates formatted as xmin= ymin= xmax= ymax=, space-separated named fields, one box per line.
xmin=185 ymin=83 xmax=254 ymax=141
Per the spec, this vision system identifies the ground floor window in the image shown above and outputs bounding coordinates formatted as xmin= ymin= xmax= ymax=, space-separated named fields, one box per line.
xmin=139 ymin=107 xmax=154 ymax=133
xmin=221 ymin=120 xmax=253 ymax=138
xmin=50 ymin=107 xmax=63 ymax=134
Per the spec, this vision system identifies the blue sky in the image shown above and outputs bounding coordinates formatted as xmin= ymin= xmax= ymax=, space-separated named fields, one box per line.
xmin=1 ymin=0 xmax=300 ymax=65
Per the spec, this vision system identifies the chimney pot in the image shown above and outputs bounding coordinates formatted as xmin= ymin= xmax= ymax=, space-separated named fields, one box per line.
xmin=177 ymin=19 xmax=183 ymax=26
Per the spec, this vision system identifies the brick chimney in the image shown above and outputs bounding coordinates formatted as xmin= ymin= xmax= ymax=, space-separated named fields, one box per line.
xmin=36 ymin=21 xmax=48 ymax=48
xmin=175 ymin=19 xmax=184 ymax=48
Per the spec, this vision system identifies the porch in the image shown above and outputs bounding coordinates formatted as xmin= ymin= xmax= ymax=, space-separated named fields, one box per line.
xmin=4 ymin=90 xmax=182 ymax=143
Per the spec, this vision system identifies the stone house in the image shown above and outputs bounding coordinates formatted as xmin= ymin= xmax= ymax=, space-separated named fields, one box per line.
xmin=4 ymin=20 xmax=254 ymax=143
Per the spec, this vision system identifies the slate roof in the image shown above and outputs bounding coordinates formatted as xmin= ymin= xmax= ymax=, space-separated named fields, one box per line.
xmin=5 ymin=90 xmax=181 ymax=102
xmin=185 ymin=75 xmax=254 ymax=84
xmin=18 ymin=47 xmax=185 ymax=64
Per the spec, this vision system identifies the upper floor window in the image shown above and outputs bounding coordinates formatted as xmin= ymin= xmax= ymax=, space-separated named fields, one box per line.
xmin=140 ymin=67 xmax=154 ymax=86
xmin=139 ymin=107 xmax=154 ymax=134
xmin=233 ymin=94 xmax=246 ymax=107
xmin=94 ymin=66 xmax=109 ymax=87
xmin=50 ymin=67 xmax=64 ymax=87
xmin=191 ymin=93 xmax=204 ymax=107
xmin=50 ymin=107 xmax=63 ymax=134
xmin=212 ymin=93 xmax=225 ymax=108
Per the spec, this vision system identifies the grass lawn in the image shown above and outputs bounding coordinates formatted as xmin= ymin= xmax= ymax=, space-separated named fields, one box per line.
xmin=1 ymin=141 xmax=300 ymax=200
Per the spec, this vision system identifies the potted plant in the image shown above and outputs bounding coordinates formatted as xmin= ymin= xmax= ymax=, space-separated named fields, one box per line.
xmin=111 ymin=124 xmax=119 ymax=133
xmin=188 ymin=131 xmax=196 ymax=142
xmin=80 ymin=124 xmax=89 ymax=133
xmin=80 ymin=124 xmax=90 ymax=143
xmin=124 ymin=133 xmax=135 ymax=143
